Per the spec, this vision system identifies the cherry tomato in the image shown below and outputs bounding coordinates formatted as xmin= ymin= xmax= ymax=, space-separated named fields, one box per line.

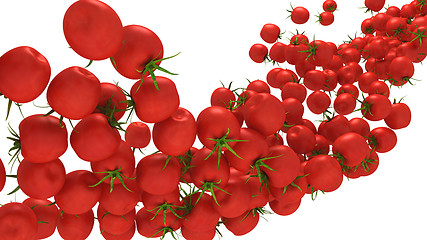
xmin=361 ymin=94 xmax=392 ymax=121
xmin=98 ymin=178 xmax=139 ymax=216
xmin=269 ymin=42 xmax=287 ymax=63
xmin=63 ymin=0 xmax=123 ymax=60
xmin=269 ymin=199 xmax=301 ymax=216
xmin=22 ymin=198 xmax=59 ymax=239
xmin=260 ymin=23 xmax=280 ymax=43
xmin=211 ymin=87 xmax=235 ymax=108
xmin=281 ymin=81 xmax=307 ymax=103
xmin=358 ymin=71 xmax=379 ymax=93
xmin=307 ymin=90 xmax=331 ymax=114
xmin=270 ymin=173 xmax=308 ymax=204
xmin=384 ymin=102 xmax=411 ymax=129
xmin=0 ymin=159 xmax=5 ymax=192
xmin=0 ymin=46 xmax=50 ymax=103
xmin=139 ymin=187 xmax=180 ymax=211
xmin=318 ymin=12 xmax=334 ymax=26
xmin=181 ymin=226 xmax=216 ymax=240
xmin=57 ymin=209 xmax=94 ymax=240
xmin=94 ymin=82 xmax=127 ymax=121
xmin=337 ymin=84 xmax=359 ymax=98
xmin=101 ymin=222 xmax=136 ymax=240
xmin=0 ymin=202 xmax=38 ymax=240
xmin=181 ymin=193 xmax=221 ymax=231
xmin=334 ymin=93 xmax=356 ymax=115
xmin=125 ymin=122 xmax=151 ymax=149
xmin=369 ymin=127 xmax=397 ymax=153
xmin=97 ymin=205 xmax=135 ymax=235
xmin=291 ymin=7 xmax=310 ymax=24
xmin=304 ymin=70 xmax=326 ymax=91
xmin=286 ymin=125 xmax=316 ymax=154
xmin=318 ymin=115 xmax=351 ymax=144
xmin=223 ymin=210 xmax=259 ymax=236
xmin=323 ymin=0 xmax=337 ymax=12
xmin=304 ymin=155 xmax=343 ymax=192
xmin=368 ymin=80 xmax=390 ymax=97
xmin=349 ymin=117 xmax=371 ymax=138
xmin=213 ymin=177 xmax=251 ymax=218
xmin=333 ymin=132 xmax=370 ymax=167
xmin=365 ymin=0 xmax=385 ymax=12
xmin=247 ymin=80 xmax=271 ymax=94
xmin=249 ymin=44 xmax=268 ymax=63
xmin=281 ymin=97 xmax=304 ymax=125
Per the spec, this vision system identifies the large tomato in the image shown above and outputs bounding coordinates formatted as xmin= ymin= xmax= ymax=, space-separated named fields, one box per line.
xmin=0 ymin=46 xmax=50 ymax=103
xmin=70 ymin=113 xmax=121 ymax=162
xmin=111 ymin=24 xmax=163 ymax=79
xmin=47 ymin=66 xmax=101 ymax=120
xmin=0 ymin=202 xmax=38 ymax=240
xmin=22 ymin=198 xmax=59 ymax=239
xmin=63 ymin=0 xmax=123 ymax=60
xmin=19 ymin=114 xmax=68 ymax=163
xmin=131 ymin=76 xmax=180 ymax=123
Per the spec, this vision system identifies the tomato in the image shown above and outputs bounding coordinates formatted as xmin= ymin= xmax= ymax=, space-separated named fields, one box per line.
xmin=323 ymin=0 xmax=337 ymax=12
xmin=57 ymin=209 xmax=94 ymax=240
xmin=310 ymin=134 xmax=330 ymax=157
xmin=323 ymin=69 xmax=338 ymax=91
xmin=17 ymin=158 xmax=66 ymax=199
xmin=266 ymin=68 xmax=285 ymax=88
xmin=281 ymin=81 xmax=307 ymax=103
xmin=286 ymin=125 xmax=316 ymax=154
xmin=389 ymin=56 xmax=414 ymax=86
xmin=249 ymin=43 xmax=268 ymax=63
xmin=295 ymin=59 xmax=316 ymax=77
xmin=94 ymin=82 xmax=127 ymax=121
xmin=396 ymin=41 xmax=422 ymax=63
xmin=19 ymin=114 xmax=68 ymax=163
xmin=286 ymin=42 xmax=309 ymax=65
xmin=359 ymin=150 xmax=380 ymax=177
xmin=131 ymin=76 xmax=180 ymax=123
xmin=361 ymin=94 xmax=392 ymax=121
xmin=307 ymin=90 xmax=331 ymax=114
xmin=70 ymin=113 xmax=121 ymax=162
xmin=318 ymin=12 xmax=334 ymax=26
xmin=291 ymin=7 xmax=310 ymax=24
xmin=369 ymin=127 xmax=397 ymax=153
xmin=90 ymin=140 xmax=135 ymax=185
xmin=0 ymin=159 xmax=5 ymax=192
xmin=136 ymin=153 xmax=180 ymax=195
xmin=365 ymin=0 xmax=385 ymax=12
xmin=224 ymin=128 xmax=269 ymax=172
xmin=0 ymin=46 xmax=50 ymax=103
xmin=196 ymin=106 xmax=241 ymax=150
xmin=368 ymin=80 xmax=390 ymax=97
xmin=361 ymin=18 xmax=375 ymax=34
xmin=337 ymin=65 xmax=358 ymax=85
xmin=363 ymin=38 xmax=389 ymax=59
xmin=384 ymin=102 xmax=411 ymax=129
xmin=223 ymin=210 xmax=259 ymax=236
xmin=245 ymin=175 xmax=275 ymax=209
xmin=337 ymin=84 xmax=359 ymax=98
xmin=304 ymin=70 xmax=326 ymax=91
xmin=270 ymin=173 xmax=308 ymax=204
xmin=318 ymin=115 xmax=351 ymax=144
xmin=153 ymin=107 xmax=197 ymax=156
xmin=304 ymin=155 xmax=343 ymax=192
xmin=101 ymin=223 xmax=135 ymax=240
xmin=98 ymin=205 xmax=135 ymax=235
xmin=269 ymin=199 xmax=301 ymax=216
xmin=386 ymin=6 xmax=401 ymax=17
xmin=63 ymin=0 xmax=123 ymax=60
xmin=334 ymin=93 xmax=356 ymax=115
xmin=54 ymin=170 xmax=102 ymax=215
xmin=111 ymin=24 xmax=163 ymax=79
xmin=181 ymin=226 xmax=216 ymax=240
xmin=323 ymin=55 xmax=344 ymax=73
xmin=0 ymin=202 xmax=38 ymax=240
xmin=98 ymin=178 xmax=139 ymax=215
xmin=213 ymin=177 xmax=251 ymax=218
xmin=140 ymin=187 xmax=180 ymax=211
xmin=349 ymin=117 xmax=371 ymax=138
xmin=247 ymin=80 xmax=271 ymax=94
xmin=135 ymin=208 xmax=162 ymax=238
xmin=333 ymin=132 xmax=370 ymax=167
xmin=339 ymin=47 xmax=361 ymax=64
xmin=281 ymin=97 xmax=304 ymax=125
xmin=350 ymin=37 xmax=368 ymax=51
xmin=22 ymin=198 xmax=59 ymax=239
xmin=401 ymin=3 xmax=416 ymax=18
xmin=181 ymin=193 xmax=221 ymax=231
xmin=269 ymin=42 xmax=287 ymax=63
xmin=211 ymin=87 xmax=235 ymax=108
xmin=275 ymin=69 xmax=299 ymax=88
xmin=125 ymin=122 xmax=151 ymax=149
xmin=386 ymin=17 xmax=409 ymax=41
xmin=260 ymin=23 xmax=280 ymax=43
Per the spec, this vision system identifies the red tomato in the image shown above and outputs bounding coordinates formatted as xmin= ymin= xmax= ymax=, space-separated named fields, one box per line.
xmin=269 ymin=42 xmax=287 ymax=63
xmin=266 ymin=68 xmax=285 ymax=88
xmin=323 ymin=0 xmax=337 ymax=12
xmin=97 ymin=205 xmax=135 ymax=235
xmin=307 ymin=90 xmax=331 ymax=114
xmin=17 ymin=158 xmax=66 ymax=199
xmin=384 ymin=102 xmax=411 ymax=129
xmin=323 ymin=55 xmax=344 ymax=73
xmin=244 ymin=93 xmax=286 ymax=136
xmin=333 ymin=132 xmax=370 ymax=167
xmin=223 ymin=210 xmax=260 ymax=236
xmin=63 ymin=0 xmax=123 ymax=60
xmin=111 ymin=25 xmax=163 ymax=79
xmin=365 ymin=0 xmax=385 ymax=12
xmin=304 ymin=70 xmax=326 ymax=91
xmin=337 ymin=65 xmax=358 ymax=85
xmin=211 ymin=87 xmax=235 ymax=108
xmin=361 ymin=94 xmax=392 ymax=121
xmin=249 ymin=44 xmax=268 ymax=63
xmin=0 ymin=202 xmax=38 ymax=240
xmin=136 ymin=153 xmax=181 ymax=195
xmin=386 ymin=6 xmax=401 ymax=17
xmin=304 ymin=155 xmax=343 ymax=192
xmin=135 ymin=208 xmax=162 ymax=238
xmin=139 ymin=187 xmax=180 ymax=211
xmin=286 ymin=42 xmax=310 ymax=65
xmin=323 ymin=69 xmax=338 ymax=91
xmin=213 ymin=177 xmax=251 ymax=218
xmin=318 ymin=12 xmax=334 ymax=26
xmin=70 ymin=113 xmax=121 ymax=162
xmin=260 ymin=23 xmax=280 ymax=43
xmin=0 ymin=159 xmax=5 ymax=192
xmin=358 ymin=71 xmax=379 ymax=93
xmin=349 ymin=117 xmax=371 ymax=138
xmin=275 ymin=69 xmax=299 ymax=88
xmin=247 ymin=80 xmax=271 ymax=94
xmin=18 ymin=114 xmax=68 ymax=163
xmin=270 ymin=173 xmax=308 ymax=204
xmin=337 ymin=84 xmax=359 ymax=98
xmin=269 ymin=199 xmax=301 ymax=216
xmin=90 ymin=140 xmax=135 ymax=185
xmin=291 ymin=7 xmax=310 ymax=24
xmin=369 ymin=127 xmax=397 ymax=153
xmin=368 ymin=80 xmax=390 ymax=97
xmin=334 ymin=93 xmax=356 ymax=115
xmin=281 ymin=97 xmax=304 ymax=125
xmin=310 ymin=134 xmax=330 ymax=157
xmin=295 ymin=60 xmax=316 ymax=77
xmin=57 ymin=209 xmax=94 ymax=240
xmin=0 ymin=46 xmax=50 ymax=103
xmin=125 ymin=122 xmax=151 ymax=148
xmin=94 ymin=82 xmax=127 ymax=121
xmin=98 ymin=178 xmax=139 ymax=215
xmin=181 ymin=226 xmax=216 ymax=240
xmin=224 ymin=128 xmax=269 ymax=172
xmin=47 ymin=66 xmax=101 ymax=120
xmin=196 ymin=106 xmax=241 ymax=150
xmin=281 ymin=81 xmax=307 ymax=103
xmin=389 ymin=56 xmax=414 ymax=86
xmin=339 ymin=47 xmax=361 ymax=64
xmin=131 ymin=76 xmax=180 ymax=123
xmin=318 ymin=115 xmax=351 ymax=144
xmin=181 ymin=193 xmax=221 ymax=231
xmin=153 ymin=107 xmax=197 ymax=156
xmin=101 ymin=223 xmax=135 ymax=240
xmin=22 ymin=198 xmax=59 ymax=239
xmin=286 ymin=125 xmax=316 ymax=154
xmin=54 ymin=170 xmax=102 ymax=215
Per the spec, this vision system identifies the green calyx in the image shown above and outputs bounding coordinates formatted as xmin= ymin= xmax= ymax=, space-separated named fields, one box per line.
xmin=205 ymin=128 xmax=247 ymax=168
xmin=194 ymin=180 xmax=230 ymax=206
xmin=89 ymin=167 xmax=135 ymax=193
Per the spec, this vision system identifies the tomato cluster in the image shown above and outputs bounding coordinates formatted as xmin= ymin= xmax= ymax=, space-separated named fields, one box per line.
xmin=0 ymin=0 xmax=423 ymax=239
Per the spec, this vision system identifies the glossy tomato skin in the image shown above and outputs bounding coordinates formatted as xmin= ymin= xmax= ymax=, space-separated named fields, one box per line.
xmin=334 ymin=92 xmax=356 ymax=115
xmin=281 ymin=81 xmax=307 ymax=102
xmin=0 ymin=159 xmax=5 ymax=192
xmin=17 ymin=158 xmax=66 ymax=199
xmin=54 ymin=170 xmax=102 ymax=215
xmin=269 ymin=42 xmax=287 ymax=63
xmin=291 ymin=7 xmax=310 ymax=24
xmin=70 ymin=113 xmax=121 ymax=162
xmin=333 ymin=132 xmax=370 ymax=167
xmin=384 ymin=103 xmax=411 ymax=129
xmin=211 ymin=87 xmax=235 ymax=108
xmin=135 ymin=208 xmax=162 ymax=238
xmin=361 ymin=94 xmax=392 ymax=121
xmin=318 ymin=115 xmax=351 ymax=144
xmin=125 ymin=122 xmax=151 ymax=148
xmin=57 ymin=209 xmax=94 ymax=240
xmin=94 ymin=82 xmax=127 ymax=121
xmin=282 ymin=97 xmax=304 ymax=125
xmin=0 ymin=46 xmax=50 ymax=103
xmin=111 ymin=25 xmax=163 ymax=79
xmin=349 ymin=117 xmax=371 ymax=138
xmin=249 ymin=44 xmax=268 ymax=63
xmin=19 ymin=114 xmax=68 ymax=163
xmin=244 ymin=93 xmax=286 ymax=136
xmin=286 ymin=125 xmax=316 ymax=154
xmin=153 ymin=107 xmax=197 ymax=156
xmin=260 ymin=23 xmax=280 ymax=43
xmin=131 ymin=76 xmax=180 ymax=123
xmin=196 ymin=106 xmax=241 ymax=149
xmin=270 ymin=172 xmax=308 ymax=204
xmin=304 ymin=155 xmax=343 ymax=192
xmin=307 ymin=90 xmax=331 ymax=114
xmin=369 ymin=127 xmax=397 ymax=153
xmin=223 ymin=211 xmax=260 ymax=236
xmin=0 ymin=202 xmax=38 ymax=240
xmin=22 ymin=198 xmax=59 ymax=239
xmin=63 ymin=0 xmax=123 ymax=60
xmin=47 ymin=66 xmax=101 ymax=120
xmin=136 ymin=153 xmax=181 ymax=195
xmin=247 ymin=80 xmax=271 ymax=94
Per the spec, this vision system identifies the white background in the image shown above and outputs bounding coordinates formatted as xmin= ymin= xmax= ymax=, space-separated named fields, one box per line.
xmin=0 ymin=0 xmax=426 ymax=239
